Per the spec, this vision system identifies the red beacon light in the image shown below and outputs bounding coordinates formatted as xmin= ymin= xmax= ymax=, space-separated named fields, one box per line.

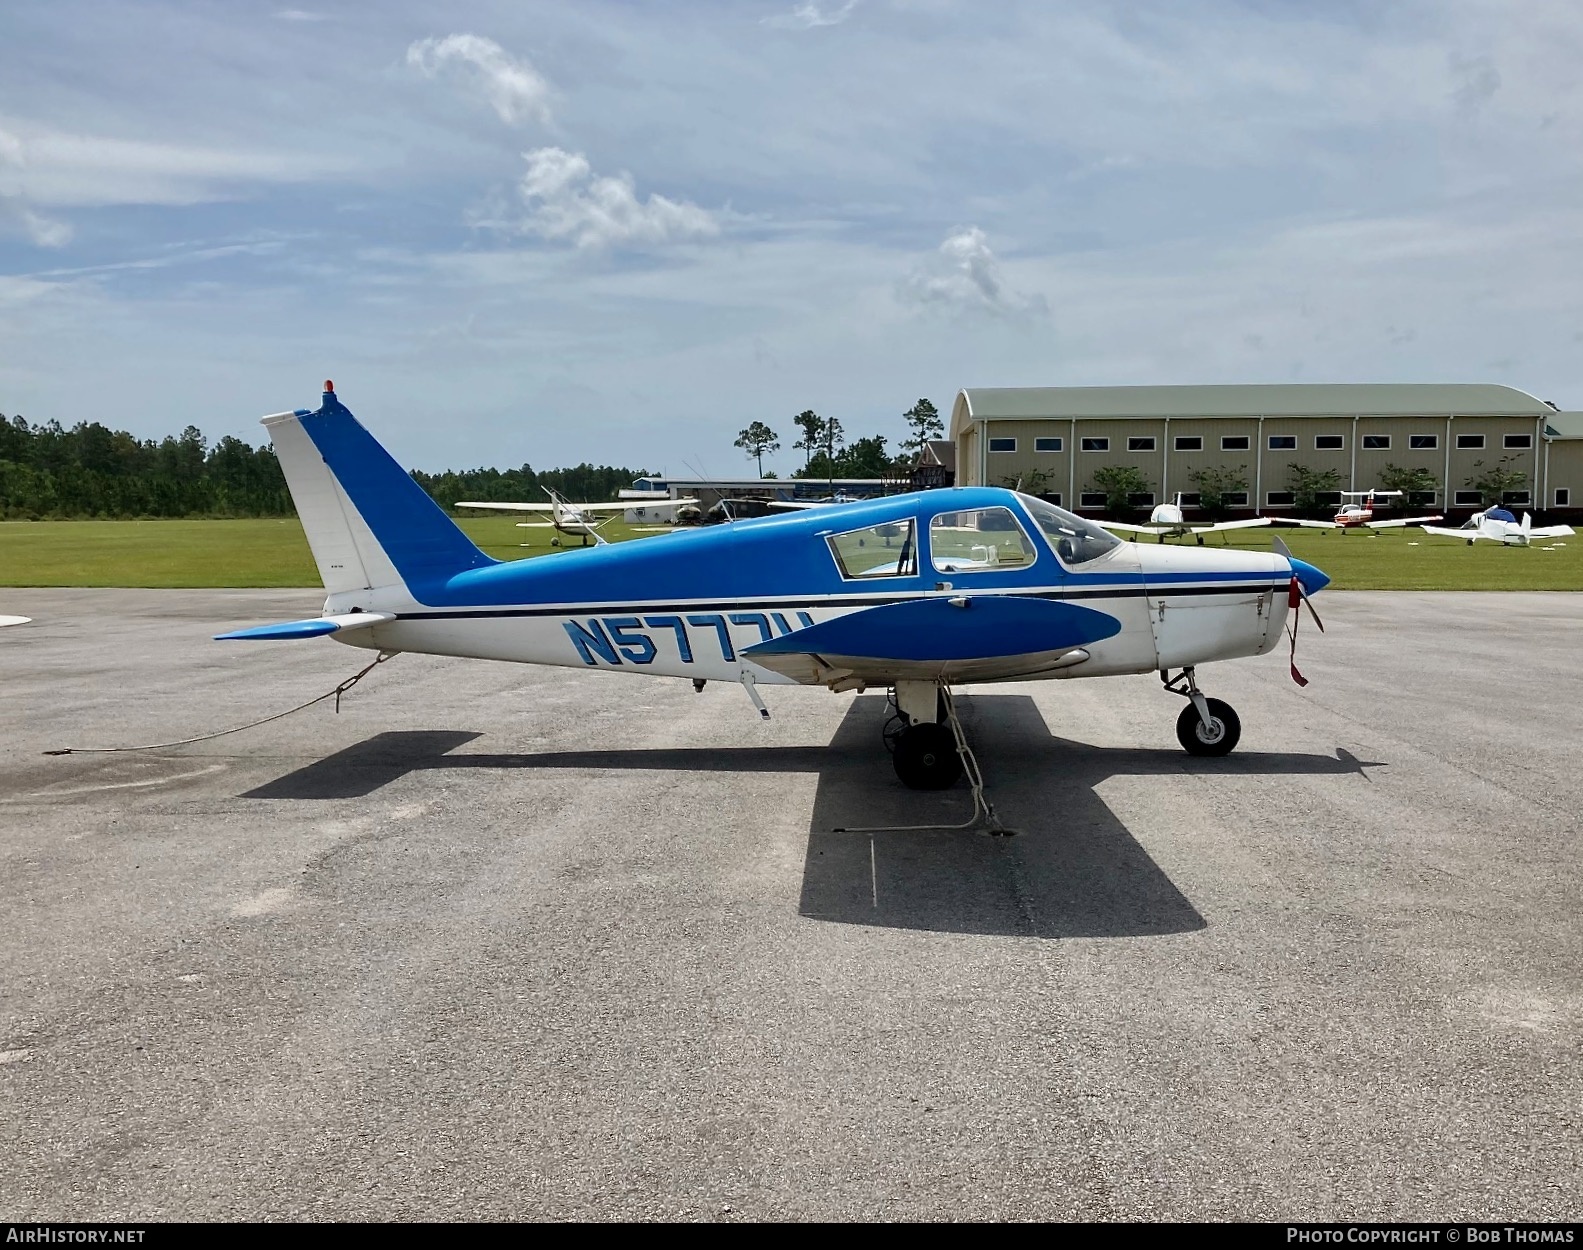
xmin=324 ymin=379 xmax=335 ymax=393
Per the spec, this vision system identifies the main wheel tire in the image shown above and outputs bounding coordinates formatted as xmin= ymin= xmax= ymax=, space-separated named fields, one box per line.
xmin=1176 ymin=698 xmax=1241 ymax=757
xmin=892 ymin=723 xmax=963 ymax=790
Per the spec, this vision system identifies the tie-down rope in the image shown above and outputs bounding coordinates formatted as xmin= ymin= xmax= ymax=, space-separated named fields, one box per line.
xmin=43 ymin=652 xmax=397 ymax=756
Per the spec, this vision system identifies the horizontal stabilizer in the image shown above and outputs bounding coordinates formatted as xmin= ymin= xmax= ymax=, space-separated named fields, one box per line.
xmin=215 ymin=612 xmax=395 ymax=641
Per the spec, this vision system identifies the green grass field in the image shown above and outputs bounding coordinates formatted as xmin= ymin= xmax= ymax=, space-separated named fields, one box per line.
xmin=0 ymin=515 xmax=1578 ymax=590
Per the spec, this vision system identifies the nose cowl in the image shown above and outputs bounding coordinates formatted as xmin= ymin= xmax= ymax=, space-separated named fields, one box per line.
xmin=1290 ymin=557 xmax=1330 ymax=596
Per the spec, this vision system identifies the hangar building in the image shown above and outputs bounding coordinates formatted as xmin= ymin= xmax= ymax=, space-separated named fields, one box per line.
xmin=950 ymin=384 xmax=1583 ymax=517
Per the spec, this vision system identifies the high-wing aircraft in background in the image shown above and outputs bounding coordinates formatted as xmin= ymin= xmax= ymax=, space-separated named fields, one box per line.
xmin=1270 ymin=489 xmax=1442 ymax=534
xmin=1420 ymin=508 xmax=1575 ymax=546
xmin=217 ymin=384 xmax=1331 ymax=792
xmin=1098 ymin=495 xmax=1274 ymax=545
xmin=456 ymin=488 xmax=698 ymax=546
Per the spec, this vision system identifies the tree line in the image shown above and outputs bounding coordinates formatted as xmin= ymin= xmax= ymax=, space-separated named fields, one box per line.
xmin=0 ymin=412 xmax=647 ymax=520
xmin=732 ymin=399 xmax=944 ymax=481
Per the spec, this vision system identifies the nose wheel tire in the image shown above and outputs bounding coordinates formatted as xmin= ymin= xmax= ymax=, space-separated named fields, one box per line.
xmin=1176 ymin=699 xmax=1241 ymax=756
xmin=892 ymin=723 xmax=964 ymax=790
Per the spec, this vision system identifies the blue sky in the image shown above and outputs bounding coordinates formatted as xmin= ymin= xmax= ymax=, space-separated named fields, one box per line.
xmin=3 ymin=0 xmax=1581 ymax=476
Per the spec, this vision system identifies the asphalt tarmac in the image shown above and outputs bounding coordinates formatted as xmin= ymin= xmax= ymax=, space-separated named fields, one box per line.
xmin=1 ymin=588 xmax=1579 ymax=1221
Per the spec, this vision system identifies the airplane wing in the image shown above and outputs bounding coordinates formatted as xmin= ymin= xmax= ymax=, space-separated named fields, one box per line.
xmin=1189 ymin=518 xmax=1274 ymax=534
xmin=1529 ymin=524 xmax=1576 ymax=539
xmin=1096 ymin=520 xmax=1164 ymax=534
xmin=768 ymin=499 xmax=824 ymax=510
xmin=215 ymin=612 xmax=396 ymax=641
xmin=513 ymin=522 xmax=561 ymax=529
xmin=1419 ymin=525 xmax=1485 ymax=540
xmin=1269 ymin=518 xmax=1338 ymax=529
xmin=456 ymin=501 xmax=556 ymax=512
xmin=1364 ymin=515 xmax=1443 ymax=529
xmin=0 ymin=615 xmax=31 ymax=628
xmin=741 ymin=595 xmax=1121 ymax=686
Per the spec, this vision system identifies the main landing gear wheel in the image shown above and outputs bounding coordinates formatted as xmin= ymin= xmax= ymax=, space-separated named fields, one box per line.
xmin=1176 ymin=698 xmax=1241 ymax=756
xmin=892 ymin=722 xmax=963 ymax=790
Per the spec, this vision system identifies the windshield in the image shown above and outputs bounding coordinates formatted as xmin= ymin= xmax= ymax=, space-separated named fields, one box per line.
xmin=1017 ymin=493 xmax=1122 ymax=566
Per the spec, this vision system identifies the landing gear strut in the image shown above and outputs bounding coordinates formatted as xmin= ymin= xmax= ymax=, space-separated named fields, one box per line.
xmin=1161 ymin=667 xmax=1242 ymax=756
xmin=839 ymin=682 xmax=1006 ymax=834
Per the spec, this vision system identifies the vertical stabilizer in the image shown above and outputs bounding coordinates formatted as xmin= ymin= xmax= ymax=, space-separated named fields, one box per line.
xmin=263 ymin=383 xmax=496 ymax=597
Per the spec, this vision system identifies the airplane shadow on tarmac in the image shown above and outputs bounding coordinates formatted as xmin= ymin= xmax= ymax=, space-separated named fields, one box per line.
xmin=244 ymin=694 xmax=1383 ymax=940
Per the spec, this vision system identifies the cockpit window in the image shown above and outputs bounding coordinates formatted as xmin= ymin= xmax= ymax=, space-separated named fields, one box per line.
xmin=825 ymin=518 xmax=917 ymax=579
xmin=929 ymin=507 xmax=1035 ymax=573
xmin=1018 ymin=493 xmax=1122 ymax=565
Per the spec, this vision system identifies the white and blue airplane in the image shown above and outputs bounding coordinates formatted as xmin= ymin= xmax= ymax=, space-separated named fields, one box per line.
xmin=217 ymin=384 xmax=1331 ymax=790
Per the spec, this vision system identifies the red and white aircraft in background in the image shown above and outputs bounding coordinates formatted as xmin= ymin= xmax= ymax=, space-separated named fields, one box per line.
xmin=1272 ymin=490 xmax=1441 ymax=534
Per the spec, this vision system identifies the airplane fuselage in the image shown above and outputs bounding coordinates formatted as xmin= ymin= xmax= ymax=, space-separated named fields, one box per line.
xmin=325 ymin=488 xmax=1297 ymax=687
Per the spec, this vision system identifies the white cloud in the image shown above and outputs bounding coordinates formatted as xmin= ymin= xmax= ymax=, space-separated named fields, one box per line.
xmin=508 ymin=147 xmax=720 ymax=249
xmin=406 ymin=34 xmax=554 ymax=126
xmin=764 ymin=2 xmax=859 ymax=30
xmin=272 ymin=9 xmax=329 ymax=20
xmin=0 ymin=121 xmax=337 ymax=208
xmin=0 ymin=195 xmax=72 ymax=248
xmin=900 ymin=227 xmax=1047 ymax=318
xmin=0 ymin=131 xmax=70 ymax=246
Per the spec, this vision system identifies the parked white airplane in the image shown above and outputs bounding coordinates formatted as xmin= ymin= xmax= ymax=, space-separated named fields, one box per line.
xmin=1270 ymin=490 xmax=1442 ymax=534
xmin=457 ymin=487 xmax=698 ymax=547
xmin=1099 ymin=495 xmax=1273 ymax=545
xmin=1420 ymin=508 xmax=1575 ymax=546
xmin=769 ymin=491 xmax=864 ymax=510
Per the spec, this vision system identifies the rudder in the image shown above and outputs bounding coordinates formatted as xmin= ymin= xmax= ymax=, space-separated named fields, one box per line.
xmin=264 ymin=383 xmax=496 ymax=598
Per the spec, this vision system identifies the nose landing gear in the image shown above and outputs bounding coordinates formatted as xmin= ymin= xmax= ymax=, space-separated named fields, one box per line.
xmin=1161 ymin=667 xmax=1242 ymax=756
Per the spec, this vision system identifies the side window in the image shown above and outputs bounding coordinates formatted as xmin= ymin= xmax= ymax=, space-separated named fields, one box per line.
xmin=825 ymin=518 xmax=918 ymax=579
xmin=930 ymin=508 xmax=1035 ymax=573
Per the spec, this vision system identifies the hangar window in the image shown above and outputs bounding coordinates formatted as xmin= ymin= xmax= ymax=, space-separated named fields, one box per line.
xmin=1456 ymin=434 xmax=1485 ymax=449
xmin=1177 ymin=492 xmax=1201 ymax=507
xmin=1502 ymin=491 xmax=1531 ymax=506
xmin=1363 ymin=435 xmax=1391 ymax=449
xmin=988 ymin=437 xmax=1017 ymax=453
xmin=1128 ymin=493 xmax=1156 ymax=507
xmin=1223 ymin=492 xmax=1249 ymax=506
xmin=1557 ymin=489 xmax=1571 ymax=507
xmin=1454 ymin=491 xmax=1483 ymax=506
xmin=1034 ymin=437 xmax=1063 ymax=453
xmin=825 ymin=518 xmax=918 ymax=580
xmin=1315 ymin=435 xmax=1345 ymax=450
xmin=1409 ymin=491 xmax=1437 ymax=507
xmin=1220 ymin=436 xmax=1250 ymax=451
xmin=1409 ymin=434 xmax=1438 ymax=450
xmin=1080 ymin=437 xmax=1110 ymax=452
xmin=1079 ymin=492 xmax=1108 ymax=508
xmin=1267 ymin=435 xmax=1297 ymax=450
xmin=1127 ymin=436 xmax=1156 ymax=452
xmin=1266 ymin=491 xmax=1295 ymax=506
xmin=930 ymin=508 xmax=1035 ymax=573
xmin=1504 ymin=434 xmax=1533 ymax=449
xmin=1317 ymin=491 xmax=1343 ymax=506
xmin=1173 ymin=436 xmax=1202 ymax=451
